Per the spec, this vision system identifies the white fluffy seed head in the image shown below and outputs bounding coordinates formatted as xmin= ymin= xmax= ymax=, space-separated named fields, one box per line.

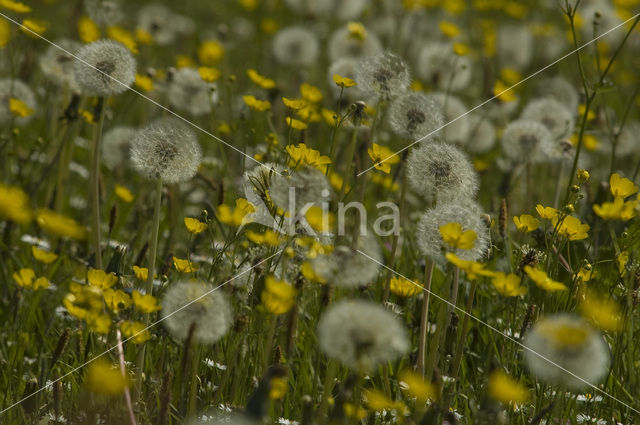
xmin=328 ymin=58 xmax=368 ymax=101
xmin=464 ymin=113 xmax=496 ymax=154
xmin=520 ymin=97 xmax=575 ymax=140
xmin=407 ymin=142 xmax=479 ymax=203
xmin=102 ymin=126 xmax=136 ymax=170
xmin=272 ymin=26 xmax=320 ymax=67
xmin=137 ymin=4 xmax=194 ymax=46
xmin=416 ymin=42 xmax=472 ymax=92
xmin=0 ymin=79 xmax=37 ymax=126
xmin=168 ymin=67 xmax=215 ymax=116
xmin=161 ymin=280 xmax=233 ymax=344
xmin=73 ymin=39 xmax=136 ymax=96
xmin=388 ymin=91 xmax=445 ymax=140
xmin=523 ymin=314 xmax=610 ymax=391
xmin=85 ymin=0 xmax=123 ymax=27
xmin=130 ymin=117 xmax=202 ymax=183
xmin=312 ymin=232 xmax=381 ymax=289
xmin=269 ymin=166 xmax=331 ymax=217
xmin=356 ymin=51 xmax=410 ymax=100
xmin=284 ymin=0 xmax=368 ymax=21
xmin=38 ymin=39 xmax=82 ymax=93
xmin=537 ymin=77 xmax=579 ymax=113
xmin=500 ymin=119 xmax=554 ymax=163
xmin=327 ymin=24 xmax=383 ymax=63
xmin=416 ymin=200 xmax=489 ymax=265
xmin=497 ymin=24 xmax=534 ymax=70
xmin=425 ymin=92 xmax=470 ymax=144
xmin=318 ymin=299 xmax=409 ymax=370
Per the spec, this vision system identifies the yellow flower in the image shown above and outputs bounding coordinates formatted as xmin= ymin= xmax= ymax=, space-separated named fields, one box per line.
xmin=617 ymin=251 xmax=629 ymax=276
xmin=488 ymin=370 xmax=529 ymax=405
xmin=85 ymin=360 xmax=128 ymax=396
xmin=0 ymin=0 xmax=31 ymax=13
xmin=578 ymin=104 xmax=596 ymax=121
xmin=370 ymin=173 xmax=399 ymax=191
xmin=114 ymin=184 xmax=134 ymax=202
xmin=198 ymin=66 xmax=221 ymax=82
xmin=0 ymin=182 xmax=32 ymax=224
xmin=217 ymin=198 xmax=255 ymax=227
xmin=87 ymin=312 xmax=111 ymax=334
xmin=301 ymin=261 xmax=325 ymax=283
xmin=389 ymin=276 xmax=421 ymax=297
xmin=346 ymin=21 xmax=366 ymax=40
xmin=120 ymin=320 xmax=151 ymax=344
xmin=305 ymin=206 xmax=335 ymax=233
xmin=609 ymin=173 xmax=638 ymax=198
xmin=399 ymin=369 xmax=436 ymax=402
xmin=198 ymin=40 xmax=224 ymax=65
xmin=247 ymin=69 xmax=276 ymax=89
xmin=260 ymin=18 xmax=278 ymax=35
xmin=176 ymin=55 xmax=196 ymax=68
xmin=300 ymin=83 xmax=323 ymax=104
xmin=184 ymin=217 xmax=208 ymax=234
xmin=445 ymin=253 xmax=493 ymax=280
xmin=282 ymin=97 xmax=306 ymax=110
xmin=269 ymin=377 xmax=288 ymax=399
xmin=285 ymin=116 xmax=308 ymax=130
xmin=1 ymin=19 xmax=10 ymax=47
xmin=453 ymin=42 xmax=470 ymax=55
xmin=593 ymin=196 xmax=637 ymax=221
xmin=103 ymin=288 xmax=132 ymax=312
xmin=577 ymin=169 xmax=590 ymax=183
xmin=134 ymin=73 xmax=153 ymax=92
xmin=135 ymin=28 xmax=153 ymax=44
xmin=243 ymin=95 xmax=271 ymax=111
xmin=322 ymin=108 xmax=338 ymax=126
xmin=132 ymin=266 xmax=148 ymax=280
xmin=579 ymin=290 xmax=623 ymax=332
xmin=79 ymin=108 xmax=95 ymax=124
xmin=20 ymin=19 xmax=46 ymax=37
xmin=173 ymin=256 xmax=199 ymax=273
xmin=9 ymin=98 xmax=33 ymax=117
xmin=513 ymin=214 xmax=540 ymax=232
xmin=36 ymin=209 xmax=87 ymax=240
xmin=132 ymin=290 xmax=161 ymax=313
xmin=13 ymin=268 xmax=50 ymax=290
xmin=332 ymin=74 xmax=357 ymax=88
xmin=246 ymin=229 xmax=281 ymax=246
xmin=368 ymin=143 xmax=399 ymax=174
xmin=286 ymin=143 xmax=331 ymax=170
xmin=439 ymin=222 xmax=477 ymax=250
xmin=500 ymin=68 xmax=521 ymax=85
xmin=536 ymin=204 xmax=559 ymax=220
xmin=494 ymin=80 xmax=517 ymax=102
xmin=363 ymin=389 xmax=408 ymax=414
xmin=491 ymin=272 xmax=526 ymax=297
xmin=106 ymin=26 xmax=137 ymax=53
xmin=439 ymin=20 xmax=460 ymax=37
xmin=78 ymin=16 xmax=100 ymax=43
xmin=261 ymin=276 xmax=296 ymax=315
xmin=343 ymin=403 xmax=367 ymax=420
xmin=31 ymin=246 xmax=58 ymax=264
xmin=524 ymin=266 xmax=567 ymax=291
xmin=87 ymin=269 xmax=118 ymax=290
xmin=552 ymin=215 xmax=590 ymax=241
xmin=575 ymin=265 xmax=597 ymax=283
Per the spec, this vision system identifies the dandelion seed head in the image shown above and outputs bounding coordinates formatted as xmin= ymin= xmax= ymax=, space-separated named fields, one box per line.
xmin=523 ymin=314 xmax=610 ymax=391
xmin=416 ymin=42 xmax=472 ymax=92
xmin=520 ymin=97 xmax=575 ymax=140
xmin=425 ymin=92 xmax=471 ymax=144
xmin=501 ymin=120 xmax=554 ymax=163
xmin=615 ymin=121 xmax=640 ymax=158
xmin=317 ymin=299 xmax=409 ymax=370
xmin=137 ymin=4 xmax=194 ymax=46
xmin=269 ymin=166 xmax=331 ymax=218
xmin=407 ymin=142 xmax=478 ymax=203
xmin=327 ymin=58 xmax=367 ymax=101
xmin=162 ymin=280 xmax=233 ymax=344
xmin=0 ymin=79 xmax=37 ymax=126
xmin=497 ymin=24 xmax=534 ymax=70
xmin=284 ymin=0 xmax=368 ymax=21
xmin=416 ymin=200 xmax=489 ymax=265
xmin=312 ymin=231 xmax=381 ymax=289
xmin=38 ymin=39 xmax=82 ymax=93
xmin=168 ymin=67 xmax=216 ymax=116
xmin=464 ymin=113 xmax=496 ymax=154
xmin=130 ymin=117 xmax=202 ymax=184
xmin=73 ymin=39 xmax=136 ymax=96
xmin=85 ymin=0 xmax=123 ymax=27
xmin=102 ymin=126 xmax=136 ymax=170
xmin=272 ymin=26 xmax=320 ymax=67
xmin=388 ymin=91 xmax=444 ymax=140
xmin=356 ymin=52 xmax=410 ymax=100
xmin=327 ymin=24 xmax=382 ymax=63
xmin=537 ymin=77 xmax=579 ymax=113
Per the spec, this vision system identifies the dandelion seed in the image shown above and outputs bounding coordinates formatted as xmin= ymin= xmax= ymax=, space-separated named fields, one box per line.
xmin=168 ymin=67 xmax=216 ymax=116
xmin=269 ymin=166 xmax=331 ymax=219
xmin=416 ymin=41 xmax=472 ymax=92
xmin=521 ymin=97 xmax=575 ymax=142
xmin=137 ymin=4 xmax=193 ymax=46
xmin=0 ymin=79 xmax=37 ymax=126
xmin=500 ymin=120 xmax=554 ymax=164
xmin=417 ymin=201 xmax=489 ymax=265
xmin=356 ymin=51 xmax=410 ymax=100
xmin=73 ymin=39 xmax=136 ymax=96
xmin=84 ymin=0 xmax=123 ymax=27
xmin=38 ymin=39 xmax=82 ymax=93
xmin=523 ymin=314 xmax=610 ymax=391
xmin=272 ymin=26 xmax=319 ymax=67
xmin=317 ymin=299 xmax=408 ymax=370
xmin=161 ymin=280 xmax=232 ymax=344
xmin=407 ymin=142 xmax=478 ymax=203
xmin=102 ymin=126 xmax=136 ymax=170
xmin=130 ymin=117 xmax=202 ymax=184
xmin=388 ymin=91 xmax=444 ymax=140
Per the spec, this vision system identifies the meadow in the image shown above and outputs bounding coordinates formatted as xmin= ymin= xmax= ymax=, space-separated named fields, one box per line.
xmin=1 ymin=0 xmax=640 ymax=424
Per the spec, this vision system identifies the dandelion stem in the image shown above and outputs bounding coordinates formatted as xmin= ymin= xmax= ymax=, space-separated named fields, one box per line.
xmin=416 ymin=259 xmax=434 ymax=377
xmin=448 ymin=279 xmax=477 ymax=385
xmin=318 ymin=359 xmax=338 ymax=420
xmin=187 ymin=342 xmax=200 ymax=419
xmin=90 ymin=97 xmax=106 ymax=269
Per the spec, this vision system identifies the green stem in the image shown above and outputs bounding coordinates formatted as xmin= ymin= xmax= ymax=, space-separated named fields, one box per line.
xmin=416 ymin=259 xmax=434 ymax=377
xmin=90 ymin=97 xmax=106 ymax=269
